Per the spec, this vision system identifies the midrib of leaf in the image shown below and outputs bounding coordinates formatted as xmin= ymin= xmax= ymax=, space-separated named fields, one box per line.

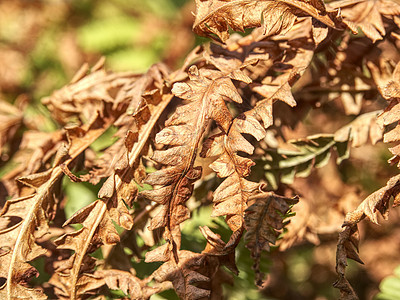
xmin=265 ymin=136 xmax=336 ymax=170
xmin=5 ymin=115 xmax=117 ymax=299
xmin=67 ymin=94 xmax=174 ymax=299
xmin=6 ymin=185 xmax=49 ymax=299
xmin=119 ymin=95 xmax=175 ymax=194
xmin=166 ymin=81 xmax=214 ymax=240
xmin=69 ymin=203 xmax=106 ymax=300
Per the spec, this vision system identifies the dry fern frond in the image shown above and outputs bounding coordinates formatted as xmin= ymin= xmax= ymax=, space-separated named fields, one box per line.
xmin=193 ymin=0 xmax=341 ymax=42
xmin=148 ymin=250 xmax=211 ymax=300
xmin=333 ymin=60 xmax=400 ymax=295
xmin=373 ymin=62 xmax=400 ymax=166
xmin=42 ymin=58 xmax=137 ymax=126
xmin=334 ymin=110 xmax=383 ymax=147
xmin=328 ymin=0 xmax=400 ymax=43
xmin=0 ymin=111 xmax=115 ymax=299
xmin=49 ymin=66 xmax=173 ymax=300
xmin=245 ymin=192 xmax=298 ymax=286
xmin=95 ymin=269 xmax=172 ymax=299
xmin=334 ymin=174 xmax=400 ymax=299
xmin=141 ymin=65 xmax=246 ymax=255
xmin=2 ymin=1 xmax=400 ymax=299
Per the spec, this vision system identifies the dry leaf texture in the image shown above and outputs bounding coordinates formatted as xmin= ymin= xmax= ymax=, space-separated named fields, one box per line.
xmin=244 ymin=192 xmax=298 ymax=285
xmin=193 ymin=0 xmax=341 ymax=42
xmin=141 ymin=65 xmax=246 ymax=255
xmin=328 ymin=0 xmax=400 ymax=42
xmin=49 ymin=65 xmax=173 ymax=300
xmin=0 ymin=112 xmax=116 ymax=299
xmin=95 ymin=269 xmax=172 ymax=299
xmin=334 ymin=174 xmax=400 ymax=298
xmin=200 ymin=112 xmax=266 ymax=232
xmin=2 ymin=1 xmax=400 ymax=299
xmin=375 ymin=62 xmax=400 ymax=165
xmin=199 ymin=20 xmax=316 ymax=232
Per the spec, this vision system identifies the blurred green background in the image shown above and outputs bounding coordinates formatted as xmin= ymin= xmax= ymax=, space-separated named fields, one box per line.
xmin=0 ymin=0 xmax=195 ymax=131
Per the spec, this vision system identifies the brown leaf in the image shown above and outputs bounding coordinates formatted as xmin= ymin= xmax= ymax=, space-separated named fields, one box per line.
xmin=334 ymin=174 xmax=400 ymax=298
xmin=247 ymin=22 xmax=315 ymax=121
xmin=151 ymin=250 xmax=211 ymax=300
xmin=42 ymin=58 xmax=138 ymax=125
xmin=334 ymin=226 xmax=360 ymax=300
xmin=124 ymin=63 xmax=169 ymax=115
xmin=200 ymin=226 xmax=239 ymax=275
xmin=373 ymin=62 xmax=400 ymax=165
xmin=244 ymin=192 xmax=298 ymax=286
xmin=368 ymin=60 xmax=399 ymax=99
xmin=96 ymin=269 xmax=171 ymax=299
xmin=201 ymin=100 xmax=268 ymax=231
xmin=277 ymin=194 xmax=320 ymax=251
xmin=0 ymin=110 xmax=120 ymax=300
xmin=328 ymin=0 xmax=400 ymax=43
xmin=4 ymin=62 xmax=141 ymax=299
xmin=0 ymin=121 xmax=95 ymax=298
xmin=334 ymin=110 xmax=383 ymax=147
xmin=141 ymin=66 xmax=245 ymax=259
xmin=343 ymin=174 xmax=400 ymax=226
xmin=193 ymin=0 xmax=341 ymax=42
xmin=379 ymin=61 xmax=400 ymax=100
xmin=202 ymin=49 xmax=254 ymax=84
xmin=253 ymin=81 xmax=296 ymax=108
xmin=17 ymin=169 xmax=53 ymax=190
xmin=195 ymin=227 xmax=239 ymax=299
xmin=0 ymin=194 xmax=48 ymax=299
xmin=1 ymin=130 xmax=65 ymax=198
xmin=82 ymin=65 xmax=168 ymax=186
xmin=312 ymin=19 xmax=329 ymax=46
xmin=49 ymin=69 xmax=174 ymax=299
xmin=193 ymin=17 xmax=315 ymax=126
xmin=145 ymin=243 xmax=173 ymax=263
xmin=50 ymin=199 xmax=120 ymax=299
xmin=50 ymin=271 xmax=105 ymax=299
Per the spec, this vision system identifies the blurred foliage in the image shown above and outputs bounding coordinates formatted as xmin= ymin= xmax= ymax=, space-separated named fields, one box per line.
xmin=0 ymin=0 xmax=194 ymax=105
xmin=376 ymin=265 xmax=400 ymax=300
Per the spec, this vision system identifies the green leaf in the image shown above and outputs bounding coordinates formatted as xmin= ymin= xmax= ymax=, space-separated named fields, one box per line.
xmin=90 ymin=125 xmax=119 ymax=152
xmin=107 ymin=48 xmax=159 ymax=72
xmin=64 ymin=181 xmax=97 ymax=219
xmin=261 ymin=135 xmax=342 ymax=188
xmin=261 ymin=110 xmax=381 ymax=188
xmin=376 ymin=265 xmax=400 ymax=300
xmin=78 ymin=16 xmax=141 ymax=53
xmin=335 ymin=141 xmax=350 ymax=164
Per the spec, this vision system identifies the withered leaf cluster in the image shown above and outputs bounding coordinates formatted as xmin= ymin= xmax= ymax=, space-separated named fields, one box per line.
xmin=1 ymin=0 xmax=400 ymax=299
